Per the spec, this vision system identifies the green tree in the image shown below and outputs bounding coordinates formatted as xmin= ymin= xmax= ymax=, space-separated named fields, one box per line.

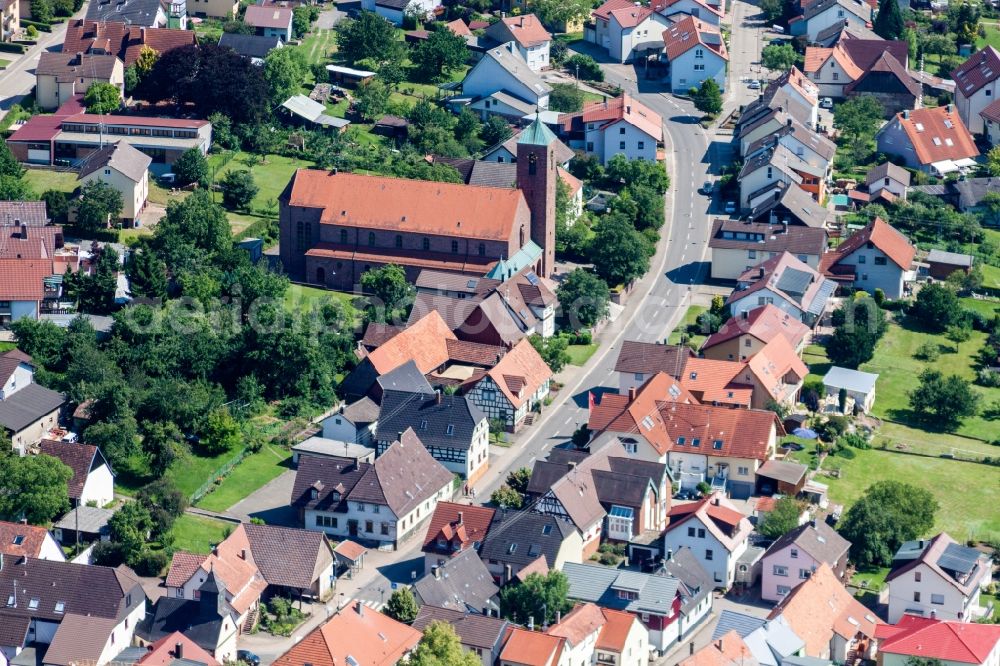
xmin=908 ymin=368 xmax=980 ymax=429
xmin=137 ymin=477 xmax=187 ymax=539
xmin=85 ymin=416 xmax=141 ymax=470
xmin=172 ymin=147 xmax=209 ymax=187
xmin=108 ymin=501 xmax=154 ymax=563
xmin=66 ymin=243 xmax=120 ymax=314
xmin=500 ymin=571 xmax=572 ymax=625
xmin=152 ymin=190 xmax=232 ymax=272
xmin=0 ymin=175 xmax=32 ymax=200
xmin=10 ymin=319 xmax=65 ymax=368
xmin=220 ymin=169 xmax=258 ymax=210
xmin=201 ymin=407 xmax=241 ymax=454
xmin=505 ymin=467 xmax=533 ymax=494
xmin=209 ymin=112 xmax=240 ymax=151
xmin=293 ymin=5 xmax=314 ymax=37
xmin=838 ymin=480 xmax=938 ymax=568
xmin=590 ymin=215 xmax=651 ymax=286
xmin=264 ymin=47 xmax=307 ymax=104
xmin=41 ymin=189 xmax=69 ymax=223
xmin=141 ymin=420 xmax=183 ymax=476
xmin=529 ymin=333 xmax=571 ymax=373
xmin=383 ymin=586 xmax=419 ymax=624
xmin=826 ymin=296 xmax=886 ymax=368
xmin=481 ymin=115 xmax=513 ymax=147
xmin=693 ymin=78 xmax=723 ymax=116
xmin=873 ymin=0 xmax=904 ymax=39
xmin=490 ymin=484 xmax=523 ymax=509
xmin=75 ymin=180 xmax=124 ymax=233
xmin=603 ymin=154 xmax=669 ymax=193
xmin=126 ymin=247 xmax=168 ymax=300
xmin=834 ymin=95 xmax=885 ymax=164
xmin=531 ymin=0 xmax=592 ymax=30
xmin=759 ymin=0 xmax=783 ymax=22
xmin=549 ymin=83 xmax=585 ymax=112
xmin=31 ymin=0 xmax=54 ymax=23
xmin=910 ymin=282 xmax=963 ymax=332
xmin=0 ymin=453 xmax=73 ymax=524
xmin=336 ymin=11 xmax=405 ymax=66
xmin=360 ymin=264 xmax=415 ymax=322
xmin=565 ymin=54 xmax=604 ymax=82
xmin=757 ymin=497 xmax=804 ymax=538
xmin=556 ymin=268 xmax=610 ymax=329
xmin=409 ymin=621 xmax=480 ymax=666
xmin=83 ymin=82 xmax=122 ymax=114
xmin=0 ymin=141 xmax=25 ymax=178
xmin=761 ymin=42 xmax=801 ymax=71
xmin=986 ymin=146 xmax=1000 ymax=177
xmin=411 ymin=29 xmax=468 ymax=82
xmin=354 ymin=78 xmax=391 ymax=121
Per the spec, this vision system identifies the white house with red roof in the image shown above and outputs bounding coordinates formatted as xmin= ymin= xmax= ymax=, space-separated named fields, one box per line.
xmin=818 ymin=217 xmax=916 ymax=299
xmin=981 ymin=99 xmax=1000 ymax=147
xmin=485 ymin=15 xmax=551 ymax=71
xmin=466 ymin=338 xmax=552 ymax=432
xmin=654 ymin=0 xmax=724 ymax=24
xmin=661 ymin=16 xmax=728 ymax=93
xmin=953 ymin=46 xmax=1000 ymax=135
xmin=588 ymin=0 xmax=672 ymax=63
xmin=876 ymin=615 xmax=1000 ymax=666
xmin=701 ymin=304 xmax=811 ymax=362
xmin=662 ymin=493 xmax=753 ymax=588
xmin=875 ymin=105 xmax=979 ymax=176
xmin=559 ymin=93 xmax=663 ymax=163
xmin=727 ymin=252 xmax=837 ymax=326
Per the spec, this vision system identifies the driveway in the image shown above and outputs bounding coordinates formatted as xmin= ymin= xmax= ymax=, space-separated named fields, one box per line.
xmin=227 ymin=469 xmax=298 ymax=526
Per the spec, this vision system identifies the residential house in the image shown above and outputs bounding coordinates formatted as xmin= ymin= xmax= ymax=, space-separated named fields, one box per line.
xmin=587 ymin=0 xmax=671 ymax=64
xmin=35 ymin=52 xmax=124 ymax=111
xmin=727 ymin=252 xmax=837 ymax=326
xmin=789 ymin=0 xmax=872 ymax=44
xmin=742 ymin=117 xmax=836 ymax=177
xmin=652 ymin=547 xmax=715 ymax=633
xmin=738 ymin=143 xmax=826 ymax=210
xmin=546 ymin=603 xmax=647 ymax=666
xmin=812 ymin=20 xmax=879 ymax=46
xmin=52 ymin=505 xmax=116 ymax=546
xmin=485 ymin=15 xmax=550 ymax=71
xmin=412 ymin=549 xmax=500 ymax=615
xmin=876 ymin=106 xmax=979 ymax=176
xmin=818 ymin=217 xmax=916 ymax=299
xmin=747 ymin=183 xmax=830 ymax=229
xmin=218 ymin=33 xmax=282 ymax=63
xmin=911 ymin=177 xmax=1000 ymax=213
xmin=844 ymin=51 xmax=920 ymax=117
xmin=803 ymin=38 xmax=907 ymax=100
xmin=362 ymin=0 xmax=441 ymax=26
xmin=0 ymin=520 xmax=65 ymax=561
xmin=710 ymin=612 xmax=805 ymax=666
xmin=708 ymin=219 xmax=828 ymax=281
xmin=84 ymin=0 xmax=179 ymax=28
xmin=0 ymin=351 xmax=65 ymax=454
xmin=272 ymin=602 xmax=421 ymax=666
xmin=761 ymin=520 xmax=850 ymax=602
xmin=243 ymin=5 xmax=292 ymax=41
xmin=2 ymin=0 xmax=19 ymax=43
xmin=280 ymin=95 xmax=352 ymax=131
xmin=478 ymin=511 xmax=583 ymax=584
xmin=0 ymin=201 xmax=48 ymax=226
xmin=681 ymin=630 xmax=758 ymax=666
xmin=38 ymin=439 xmax=114 ymax=508
xmin=500 ymin=628 xmax=568 ymax=666
xmin=61 ymin=20 xmax=197 ymax=67
xmin=291 ymin=429 xmax=454 ymax=549
xmin=412 ymin=606 xmax=510 ymax=666
xmin=821 ymin=366 xmax=878 ymax=413
xmin=700 ymin=304 xmax=811 ymax=363
xmin=558 ymin=93 xmax=662 ymax=164
xmin=376 ymin=389 xmax=489 ymax=483
xmin=0 ymin=557 xmax=146 ymax=666
xmin=884 ymin=533 xmax=993 ymax=623
xmin=661 ymin=17 xmax=728 ymax=93
xmin=981 ymin=99 xmax=1000 ymax=146
xmin=480 ymin=127 xmax=574 ymax=165
xmin=134 ymin=633 xmax=221 ymax=666
xmin=738 ymin=107 xmax=812 ymax=159
xmin=952 ymin=46 xmax=1000 ymax=135
xmin=462 ymin=43 xmax=552 ymax=110
xmin=768 ymin=563 xmax=881 ymax=661
xmin=290 ymin=437 xmax=375 ymax=467
xmin=662 ymin=493 xmax=753 ymax=587
xmin=320 ymin=396 xmax=379 ymax=445
xmin=466 ymin=338 xmax=552 ymax=432
xmin=77 ymin=141 xmax=151 ymax=224
xmin=422 ymin=501 xmax=494 ymax=570
xmin=926 ymin=249 xmax=974 ymax=281
xmin=876 ymin=615 xmax=1000 ymax=666
xmin=612 ymin=341 xmax=695 ymax=395
xmin=561 ymin=561 xmax=711 ymax=653
xmin=864 ymin=162 xmax=910 ymax=202
xmin=139 ymin=573 xmax=240 ymax=661
xmin=686 ymin=338 xmax=807 ymax=411
xmin=654 ymin=0 xmax=724 ymax=24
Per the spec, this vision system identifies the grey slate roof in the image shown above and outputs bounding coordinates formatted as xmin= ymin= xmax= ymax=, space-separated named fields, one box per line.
xmin=376 ymin=390 xmax=486 ymax=452
xmin=36 ymin=52 xmax=120 ymax=82
xmin=562 ymin=562 xmax=680 ymax=616
xmin=140 ymin=597 xmax=232 ymax=655
xmin=659 ymin=546 xmax=713 ymax=614
xmin=709 ymin=220 xmax=828 ymax=255
xmin=712 ymin=611 xmax=805 ymax=666
xmin=926 ymin=249 xmax=974 ymax=267
xmin=243 ymin=522 xmax=333 ymax=589
xmin=865 ymin=162 xmax=911 ymax=187
xmin=478 ymin=43 xmax=553 ymax=99
xmin=86 ymin=0 xmax=164 ymax=28
xmin=952 ymin=177 xmax=1000 ymax=209
xmin=412 ymin=549 xmax=499 ymax=613
xmin=479 ymin=511 xmax=576 ymax=569
xmin=748 ymin=182 xmax=829 ymax=229
xmin=0 ymin=383 xmax=66 ymax=432
xmin=412 ymin=606 xmax=509 ymax=650
xmin=756 ymin=460 xmax=808 ymax=486
xmin=712 ymin=609 xmax=766 ymax=640
xmin=376 ymin=361 xmax=434 ymax=395
xmin=822 ymin=366 xmax=878 ymax=395
xmin=0 ymin=201 xmax=49 ymax=226
xmin=342 ymin=396 xmax=380 ymax=424
xmin=764 ymin=521 xmax=849 ymax=569
xmin=78 ymin=141 xmax=151 ymax=183
xmin=218 ymin=32 xmax=282 ymax=59
xmin=53 ymin=505 xmax=116 ymax=534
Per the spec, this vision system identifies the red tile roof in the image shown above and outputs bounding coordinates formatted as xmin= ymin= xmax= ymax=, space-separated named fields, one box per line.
xmin=139 ymin=632 xmax=221 ymax=666
xmin=500 ymin=628 xmax=566 ymax=666
xmin=333 ymin=540 xmax=366 ymax=561
xmin=680 ymin=630 xmax=756 ymax=666
xmin=445 ymin=18 xmax=472 ymax=36
xmin=662 ymin=16 xmax=728 ymax=62
xmin=37 ymin=440 xmax=100 ymax=500
xmin=701 ymin=304 xmax=810 ymax=352
xmin=665 ymin=493 xmax=753 ymax=553
xmin=660 ymin=403 xmax=779 ymax=461
xmin=952 ymin=46 xmax=1000 ymax=99
xmin=592 ymin=0 xmax=636 ymax=21
xmin=587 ymin=373 xmax=697 ymax=456
xmin=980 ymin=98 xmax=1000 ymax=125
xmin=244 ymin=5 xmax=293 ymax=29
xmin=0 ymin=521 xmax=53 ymax=559
xmin=0 ymin=259 xmax=53 ymax=301
xmin=822 ymin=217 xmax=915 ymax=274
xmin=492 ymin=15 xmax=551 ymax=48
xmin=608 ymin=5 xmax=654 ymax=28
xmin=547 ymin=603 xmax=606 ymax=647
xmin=596 ymin=608 xmax=639 ymax=653
xmin=422 ymin=502 xmax=496 ymax=556
xmin=483 ymin=338 xmax=552 ymax=409
xmin=61 ymin=20 xmax=197 ymax=67
xmin=365 ymin=310 xmax=457 ymax=375
xmin=679 ymin=357 xmax=753 ymax=406
xmin=876 ymin=615 xmax=1000 ymax=664
xmin=892 ymin=106 xmax=979 ymax=166
xmin=579 ymin=93 xmax=663 ymax=140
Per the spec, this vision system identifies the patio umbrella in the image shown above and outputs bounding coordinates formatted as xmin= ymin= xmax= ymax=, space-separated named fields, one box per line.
xmin=792 ymin=427 xmax=818 ymax=439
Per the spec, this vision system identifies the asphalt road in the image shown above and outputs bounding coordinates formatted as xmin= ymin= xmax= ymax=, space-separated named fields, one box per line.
xmin=0 ymin=11 xmax=79 ymax=118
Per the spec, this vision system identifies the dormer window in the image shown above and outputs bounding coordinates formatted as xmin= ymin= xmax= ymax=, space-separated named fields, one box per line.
xmin=446 ymin=424 xmax=455 ymax=436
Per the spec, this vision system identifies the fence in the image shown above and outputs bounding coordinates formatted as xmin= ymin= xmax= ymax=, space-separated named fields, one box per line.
xmin=190 ymin=446 xmax=251 ymax=504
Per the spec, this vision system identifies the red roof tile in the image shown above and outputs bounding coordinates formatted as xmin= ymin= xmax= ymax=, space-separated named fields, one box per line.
xmin=592 ymin=0 xmax=636 ymax=21
xmin=61 ymin=20 xmax=196 ymax=67
xmin=422 ymin=502 xmax=496 ymax=556
xmin=483 ymin=338 xmax=552 ymax=409
xmin=701 ymin=304 xmax=810 ymax=352
xmin=823 ymin=217 xmax=915 ymax=272
xmin=663 ymin=16 xmax=728 ymax=62
xmin=500 ymin=628 xmax=566 ymax=666
xmin=579 ymin=93 xmax=663 ymax=140
xmin=490 ymin=15 xmax=550 ymax=48
xmin=0 ymin=521 xmax=53 ymax=559
xmin=139 ymin=632 xmax=221 ymax=666
xmin=365 ymin=310 xmax=457 ymax=375
xmin=893 ymin=106 xmax=979 ymax=166
xmin=876 ymin=615 xmax=1000 ymax=664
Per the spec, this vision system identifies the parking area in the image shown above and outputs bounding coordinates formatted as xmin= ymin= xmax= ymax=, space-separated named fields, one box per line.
xmin=227 ymin=469 xmax=298 ymax=526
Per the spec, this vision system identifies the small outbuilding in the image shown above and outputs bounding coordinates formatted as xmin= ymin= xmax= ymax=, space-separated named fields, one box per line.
xmin=755 ymin=459 xmax=809 ymax=496
xmin=291 ymin=436 xmax=375 ymax=466
xmin=822 ymin=366 xmax=879 ymax=413
xmin=280 ymin=95 xmax=351 ymax=130
xmin=925 ymin=249 xmax=974 ymax=280
xmin=325 ymin=64 xmax=376 ymax=87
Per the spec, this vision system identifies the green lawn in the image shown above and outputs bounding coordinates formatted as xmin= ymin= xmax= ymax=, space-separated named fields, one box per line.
xmin=0 ymin=342 xmax=16 ymax=352
xmin=195 ymin=444 xmax=292 ymax=512
xmin=23 ymin=168 xmax=79 ymax=195
xmin=668 ymin=305 xmax=709 ymax=348
xmin=859 ymin=320 xmax=1000 ymax=442
xmin=211 ymin=151 xmax=315 ymax=217
xmin=981 ymin=264 xmax=1000 ymax=290
xmin=788 ymin=444 xmax=1000 ymax=542
xmin=566 ymin=343 xmax=599 ymax=366
xmin=166 ymin=446 xmax=241 ymax=499
xmin=284 ymin=283 xmax=360 ymax=314
xmin=0 ymin=58 xmax=11 ymax=70
xmin=961 ymin=297 xmax=1000 ymax=318
xmin=803 ymin=343 xmax=831 ymax=385
xmin=850 ymin=566 xmax=890 ymax=593
xmin=298 ymin=27 xmax=337 ymax=66
xmin=978 ymin=21 xmax=1000 ymax=50
xmin=169 ymin=514 xmax=234 ymax=554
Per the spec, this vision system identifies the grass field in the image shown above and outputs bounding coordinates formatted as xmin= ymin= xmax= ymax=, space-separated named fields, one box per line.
xmin=195 ymin=444 xmax=292 ymax=512
xmin=978 ymin=21 xmax=1000 ymax=50
xmin=859 ymin=320 xmax=1000 ymax=442
xmin=210 ymin=151 xmax=315 ymax=217
xmin=0 ymin=58 xmax=11 ymax=70
xmin=803 ymin=343 xmax=831 ymax=385
xmin=668 ymin=305 xmax=709 ymax=348
xmin=0 ymin=342 xmax=16 ymax=353
xmin=962 ymin=297 xmax=1000 ymax=318
xmin=284 ymin=283 xmax=360 ymax=313
xmin=299 ymin=27 xmax=337 ymax=66
xmin=169 ymin=514 xmax=234 ymax=554
xmin=165 ymin=446 xmax=240 ymax=499
xmin=23 ymin=168 xmax=79 ymax=195
xmin=788 ymin=443 xmax=1000 ymax=542
xmin=567 ymin=343 xmax=599 ymax=366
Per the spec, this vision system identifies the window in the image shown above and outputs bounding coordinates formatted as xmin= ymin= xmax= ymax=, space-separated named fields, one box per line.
xmin=617 ymin=590 xmax=638 ymax=600
xmin=446 ymin=424 xmax=455 ymax=436
xmin=691 ymin=438 xmax=700 ymax=447
xmin=381 ymin=522 xmax=390 ymax=535
xmin=874 ymin=256 xmax=887 ymax=265
xmin=694 ymin=64 xmax=705 ymax=71
xmin=365 ymin=520 xmax=374 ymax=533
xmin=858 ymin=255 xmax=866 ymax=264
xmin=738 ymin=466 xmax=749 ymax=475
xmin=777 ymin=585 xmax=791 ymax=596
xmin=638 ymin=141 xmax=645 ymax=150
xmin=713 ymin=440 xmax=722 ymax=449
xmin=619 ymin=127 xmax=626 ymax=135
xmin=357 ymin=503 xmax=366 ymax=512
xmin=705 ymin=549 xmax=713 ymax=560
xmin=832 ymin=72 xmax=839 ymax=81
xmin=11 ymin=535 xmax=23 ymax=545
xmin=914 ymin=592 xmax=921 ymax=602
xmin=915 ymin=572 xmax=921 ymax=582
xmin=340 ymin=229 xmax=348 ymax=244
xmin=104 ymin=168 xmax=111 ymax=175
xmin=688 ymin=526 xmax=696 ymax=537
xmin=452 ymin=240 xmax=459 ymax=253
xmin=698 ymin=528 xmax=705 ymax=538
xmin=931 ymin=594 xmax=945 ymax=605
xmin=368 ymin=232 xmax=376 ymax=247
xmin=619 ymin=141 xmax=626 ymax=150
xmin=420 ymin=420 xmax=428 ymax=430
xmin=478 ymin=243 xmax=486 ymax=256
xmin=790 ymin=548 xmax=798 ymax=559
xmin=745 ymin=338 xmax=752 ymax=348
xmin=542 ymin=524 xmax=552 ymax=535
xmin=799 ymin=569 xmax=812 ymax=579
xmin=423 ymin=237 xmax=430 ymax=251
xmin=372 ymin=504 xmax=380 ymax=514
xmin=695 ymin=48 xmax=704 ymax=59
xmin=395 ymin=235 xmax=403 ymax=248
xmin=677 ymin=437 xmax=686 ymax=445
xmin=773 ymin=565 xmax=788 ymax=576
xmin=28 ymin=598 xmax=39 ymax=610
xmin=316 ymin=515 xmax=337 ymax=528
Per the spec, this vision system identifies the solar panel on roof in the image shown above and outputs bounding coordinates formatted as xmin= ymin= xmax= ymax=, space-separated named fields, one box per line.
xmin=467 ymin=279 xmax=478 ymax=289
xmin=776 ymin=267 xmax=812 ymax=296
xmin=938 ymin=543 xmax=980 ymax=575
xmin=526 ymin=272 xmax=539 ymax=285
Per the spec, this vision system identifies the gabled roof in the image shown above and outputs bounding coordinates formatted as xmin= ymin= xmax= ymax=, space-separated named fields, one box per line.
xmin=608 ymin=4 xmax=656 ymax=29
xmin=62 ymin=19 xmax=197 ymax=67
xmin=412 ymin=549 xmax=498 ymax=612
xmin=365 ymin=310 xmax=457 ymax=375
xmin=0 ymin=520 xmax=54 ymax=559
xmin=823 ymin=217 xmax=915 ymax=271
xmin=952 ymin=46 xmax=1000 ymax=99
xmin=500 ymin=628 xmax=566 ymax=666
xmin=768 ymin=563 xmax=881 ymax=656
xmin=36 ymin=52 xmax=120 ymax=82
xmin=887 ymin=106 xmax=979 ymax=166
xmin=885 ymin=532 xmax=989 ymax=595
xmin=164 ymin=530 xmax=266 ymax=615
xmin=681 ymin=630 xmax=759 ymax=666
xmin=596 ymin=607 xmax=642 ymax=652
xmin=613 ymin=341 xmax=695 ymax=375
xmin=78 ymin=140 xmax=152 ymax=183
xmin=0 ymin=259 xmax=56 ymax=299
xmin=139 ymin=631 xmax=221 ymax=666
xmin=592 ymin=0 xmax=638 ymax=21
xmin=729 ymin=252 xmax=834 ymax=317
xmin=242 ymin=522 xmax=333 ymax=590
xmin=709 ymin=219 xmax=827 ymax=255
xmin=845 ymin=51 xmax=920 ymax=98
xmin=662 ymin=16 xmax=728 ymax=61
xmin=711 ymin=613 xmax=804 ymax=666
xmin=764 ymin=520 xmax=849 ymax=568
xmin=0 ymin=201 xmax=49 ymax=226
xmin=445 ymin=18 xmax=473 ymax=36
xmin=422 ymin=501 xmax=496 ymax=556
xmin=473 ymin=43 xmax=553 ymax=98
xmin=244 ymin=5 xmax=292 ymax=28
xmin=0 ymin=381 xmax=66 ymax=432
xmin=702 ymin=305 xmax=810 ymax=352
xmin=0 ymin=349 xmax=33 ymax=387
xmin=369 ymin=429 xmax=453 ymax=516
xmin=547 ymin=603 xmax=607 ymax=647
xmin=865 ymin=162 xmax=911 ymax=187
xmin=273 ymin=602 xmax=421 ymax=666
xmin=218 ymin=32 xmax=283 ymax=59
xmin=85 ymin=0 xmax=164 ymax=27
xmin=841 ymin=37 xmax=908 ymax=70
xmin=875 ymin=615 xmax=1000 ymax=664
xmin=578 ymin=93 xmax=663 ymax=141
xmin=665 ymin=493 xmax=754 ymax=553
xmin=376 ymin=390 xmax=486 ymax=452
xmin=43 ymin=613 xmax=120 ymax=666
xmin=412 ymin=605 xmax=509 ymax=650
xmin=478 ymin=511 xmax=576 ymax=569
xmin=562 ymin=561 xmax=681 ymax=616
xmin=38 ymin=439 xmax=109 ymax=500
xmin=482 ymin=338 xmax=552 ymax=409
xmin=487 ymin=14 xmax=551 ymax=48
xmin=981 ymin=98 xmax=1000 ymax=125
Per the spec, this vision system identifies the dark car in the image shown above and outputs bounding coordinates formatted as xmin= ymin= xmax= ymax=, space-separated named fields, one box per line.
xmin=237 ymin=651 xmax=260 ymax=666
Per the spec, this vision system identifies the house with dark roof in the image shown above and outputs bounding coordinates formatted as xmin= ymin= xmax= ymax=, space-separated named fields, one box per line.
xmin=0 ymin=519 xmax=65 ymax=561
xmin=413 ymin=606 xmax=510 ymax=666
xmin=818 ymin=217 xmax=915 ymax=299
xmin=77 ymin=140 xmax=152 ymax=223
xmin=953 ymin=46 xmax=1000 ymax=136
xmin=981 ymin=98 xmax=1000 ymax=146
xmin=789 ymin=0 xmax=873 ymax=43
xmin=218 ymin=33 xmax=283 ymax=63
xmin=35 ymin=52 xmax=124 ymax=111
xmin=39 ymin=439 xmax=115 ymax=508
xmin=876 ymin=105 xmax=979 ymax=175
xmin=739 ymin=143 xmax=826 ymax=211
xmin=376 ymin=389 xmax=489 ymax=483
xmin=0 ymin=350 xmax=66 ymax=455
xmin=925 ymin=249 xmax=974 ymax=281
xmin=662 ymin=493 xmax=754 ymax=588
xmin=0 ymin=557 xmax=147 ymax=665
xmin=613 ymin=341 xmax=695 ymax=395
xmin=243 ymin=5 xmax=292 ymax=41
xmin=803 ymin=37 xmax=907 ymax=100
xmin=85 ymin=0 xmax=183 ymax=29
xmin=478 ymin=511 xmax=583 ymax=584
xmin=863 ymin=162 xmax=910 ymax=203
xmin=747 ymin=182 xmax=830 ymax=230
xmin=61 ymin=20 xmax=197 ymax=67
xmin=709 ymin=219 xmax=828 ymax=281
xmin=844 ymin=51 xmax=921 ymax=117
xmin=139 ymin=572 xmax=239 ymax=661
xmin=876 ymin=615 xmax=1000 ymax=666
xmin=701 ymin=304 xmax=811 ymax=363
xmin=727 ymin=252 xmax=836 ymax=326
xmin=462 ymin=43 xmax=553 ymax=110
xmin=466 ymin=338 xmax=552 ymax=432
xmin=0 ymin=201 xmax=49 ymax=226
xmin=885 ymin=533 xmax=993 ymax=623
xmin=320 ymin=396 xmax=380 ymax=445
xmin=709 ymin=611 xmax=804 ymax=666
xmin=412 ymin=548 xmax=500 ymax=615
xmin=422 ymin=501 xmax=496 ymax=570
xmin=760 ymin=520 xmax=850 ymax=602
xmin=291 ymin=428 xmax=453 ymax=549
xmin=52 ymin=505 xmax=117 ymax=546
xmin=742 ymin=114 xmax=835 ymax=177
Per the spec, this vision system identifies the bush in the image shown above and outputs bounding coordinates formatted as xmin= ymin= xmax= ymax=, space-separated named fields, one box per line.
xmin=0 ymin=43 xmax=27 ymax=53
xmin=914 ymin=341 xmax=940 ymax=361
xmin=564 ymin=54 xmax=604 ymax=81
xmin=836 ymin=446 xmax=856 ymax=459
xmin=978 ymin=368 xmax=1000 ymax=388
xmin=696 ymin=481 xmax=711 ymax=496
xmin=838 ymin=432 xmax=871 ymax=449
xmin=131 ymin=549 xmax=169 ymax=576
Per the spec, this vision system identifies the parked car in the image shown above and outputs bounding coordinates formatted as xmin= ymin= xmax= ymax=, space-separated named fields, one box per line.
xmin=820 ymin=97 xmax=833 ymax=109
xmin=701 ymin=180 xmax=713 ymax=195
xmin=725 ymin=201 xmax=736 ymax=214
xmin=237 ymin=651 xmax=260 ymax=666
xmin=748 ymin=79 xmax=761 ymax=89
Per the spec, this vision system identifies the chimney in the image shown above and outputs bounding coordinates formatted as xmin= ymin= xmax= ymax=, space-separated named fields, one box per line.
xmin=75 ymin=51 xmax=84 ymax=65
xmin=433 ymin=566 xmax=441 ymax=580
xmin=0 ymin=553 xmax=4 ymax=571
xmin=903 ymin=109 xmax=910 ymax=119
xmin=141 ymin=27 xmax=147 ymax=42
xmin=19 ymin=222 xmax=28 ymax=239
xmin=397 ymin=431 xmax=403 ymax=441
xmin=174 ymin=643 xmax=183 ymax=660
xmin=946 ymin=103 xmax=953 ymax=113
xmin=628 ymin=386 xmax=637 ymax=401
xmin=786 ymin=118 xmax=792 ymax=127
xmin=666 ymin=548 xmax=673 ymax=561
xmin=528 ymin=616 xmax=535 ymax=631
xmin=436 ymin=389 xmax=442 ymax=405
xmin=240 ymin=549 xmax=247 ymax=560
xmin=555 ymin=610 xmax=561 ymax=624
xmin=712 ymin=496 xmax=720 ymax=506
xmin=626 ymin=104 xmax=632 ymax=115
xmin=356 ymin=602 xmax=364 ymax=617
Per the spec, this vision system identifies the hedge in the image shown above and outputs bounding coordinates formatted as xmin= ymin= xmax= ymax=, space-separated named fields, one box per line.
xmin=0 ymin=43 xmax=26 ymax=53
xmin=21 ymin=19 xmax=53 ymax=31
